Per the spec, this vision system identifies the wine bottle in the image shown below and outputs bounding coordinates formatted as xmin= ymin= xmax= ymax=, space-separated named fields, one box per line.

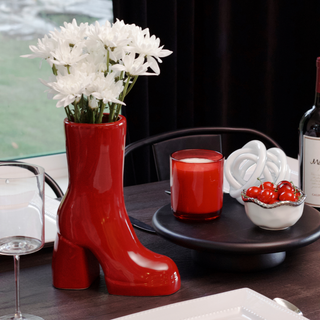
xmin=299 ymin=57 xmax=320 ymax=208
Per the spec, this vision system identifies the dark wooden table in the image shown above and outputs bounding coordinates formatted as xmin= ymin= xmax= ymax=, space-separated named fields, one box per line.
xmin=1 ymin=180 xmax=320 ymax=319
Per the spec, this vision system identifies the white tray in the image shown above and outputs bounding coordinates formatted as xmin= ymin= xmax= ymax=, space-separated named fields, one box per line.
xmin=112 ymin=288 xmax=307 ymax=320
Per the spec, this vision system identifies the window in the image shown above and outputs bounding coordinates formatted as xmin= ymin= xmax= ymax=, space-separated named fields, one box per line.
xmin=0 ymin=0 xmax=113 ymax=160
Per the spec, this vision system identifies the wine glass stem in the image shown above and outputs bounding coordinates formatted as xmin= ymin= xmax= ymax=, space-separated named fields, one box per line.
xmin=14 ymin=255 xmax=22 ymax=320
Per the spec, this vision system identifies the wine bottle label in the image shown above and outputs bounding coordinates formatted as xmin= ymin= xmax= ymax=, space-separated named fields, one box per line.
xmin=303 ymin=135 xmax=320 ymax=207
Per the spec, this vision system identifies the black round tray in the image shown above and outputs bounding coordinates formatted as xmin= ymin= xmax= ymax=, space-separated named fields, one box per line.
xmin=152 ymin=194 xmax=320 ymax=271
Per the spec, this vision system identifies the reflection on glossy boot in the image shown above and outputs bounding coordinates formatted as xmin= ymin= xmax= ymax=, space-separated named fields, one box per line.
xmin=51 ymin=115 xmax=181 ymax=296
xmin=52 ymin=231 xmax=180 ymax=296
xmin=103 ymin=246 xmax=180 ymax=296
xmin=52 ymin=234 xmax=100 ymax=289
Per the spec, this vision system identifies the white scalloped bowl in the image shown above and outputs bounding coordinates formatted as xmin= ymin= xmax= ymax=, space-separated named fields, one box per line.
xmin=243 ymin=189 xmax=306 ymax=230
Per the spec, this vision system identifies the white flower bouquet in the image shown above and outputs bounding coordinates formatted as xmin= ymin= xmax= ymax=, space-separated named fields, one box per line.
xmin=22 ymin=19 xmax=172 ymax=124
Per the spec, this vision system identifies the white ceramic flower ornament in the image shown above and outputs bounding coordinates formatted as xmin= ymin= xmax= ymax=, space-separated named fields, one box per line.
xmin=224 ymin=140 xmax=291 ymax=204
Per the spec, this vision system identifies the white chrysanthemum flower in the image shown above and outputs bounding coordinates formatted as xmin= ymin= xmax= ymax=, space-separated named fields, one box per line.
xmin=87 ymin=20 xmax=131 ymax=62
xmin=88 ymin=95 xmax=99 ymax=109
xmin=83 ymin=51 xmax=108 ymax=73
xmin=48 ymin=40 xmax=88 ymax=66
xmin=54 ymin=64 xmax=68 ymax=75
xmin=88 ymin=20 xmax=130 ymax=49
xmin=21 ymin=35 xmax=57 ymax=61
xmin=88 ymin=73 xmax=125 ymax=105
xmin=112 ymin=19 xmax=139 ymax=39
xmin=128 ymin=28 xmax=172 ymax=74
xmin=132 ymin=28 xmax=172 ymax=59
xmin=50 ymin=19 xmax=89 ymax=46
xmin=112 ymin=19 xmax=128 ymax=32
xmin=85 ymin=72 xmax=105 ymax=96
xmin=109 ymin=46 xmax=125 ymax=63
xmin=74 ymin=61 xmax=97 ymax=75
xmin=112 ymin=52 xmax=154 ymax=76
xmin=41 ymin=70 xmax=93 ymax=108
xmin=22 ymin=18 xmax=172 ymax=123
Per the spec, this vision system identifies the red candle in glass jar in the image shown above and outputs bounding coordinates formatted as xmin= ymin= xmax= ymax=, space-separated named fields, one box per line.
xmin=170 ymin=149 xmax=224 ymax=221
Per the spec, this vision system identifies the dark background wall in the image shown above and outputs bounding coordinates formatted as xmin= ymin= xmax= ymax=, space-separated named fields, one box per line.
xmin=112 ymin=0 xmax=320 ymax=185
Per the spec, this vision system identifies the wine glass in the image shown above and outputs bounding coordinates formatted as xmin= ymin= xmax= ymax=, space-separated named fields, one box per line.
xmin=0 ymin=162 xmax=45 ymax=320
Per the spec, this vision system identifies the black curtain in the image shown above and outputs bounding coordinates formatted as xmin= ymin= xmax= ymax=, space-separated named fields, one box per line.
xmin=113 ymin=0 xmax=320 ymax=186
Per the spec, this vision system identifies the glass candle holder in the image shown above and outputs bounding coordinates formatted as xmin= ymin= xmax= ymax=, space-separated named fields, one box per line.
xmin=170 ymin=149 xmax=224 ymax=221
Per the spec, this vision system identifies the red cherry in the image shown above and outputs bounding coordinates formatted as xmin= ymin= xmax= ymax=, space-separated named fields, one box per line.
xmin=277 ymin=180 xmax=292 ymax=188
xmin=278 ymin=184 xmax=294 ymax=195
xmin=272 ymin=189 xmax=279 ymax=200
xmin=246 ymin=186 xmax=261 ymax=198
xmin=257 ymin=189 xmax=273 ymax=204
xmin=294 ymin=191 xmax=301 ymax=200
xmin=242 ymin=194 xmax=249 ymax=202
xmin=279 ymin=191 xmax=297 ymax=202
xmin=260 ymin=181 xmax=275 ymax=190
xmin=277 ymin=180 xmax=293 ymax=192
xmin=269 ymin=190 xmax=278 ymax=200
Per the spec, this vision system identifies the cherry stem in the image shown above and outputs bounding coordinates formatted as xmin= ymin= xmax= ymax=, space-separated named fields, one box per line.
xmin=257 ymin=177 xmax=264 ymax=189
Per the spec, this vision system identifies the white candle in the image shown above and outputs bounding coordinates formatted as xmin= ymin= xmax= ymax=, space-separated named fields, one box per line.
xmin=180 ymin=157 xmax=213 ymax=163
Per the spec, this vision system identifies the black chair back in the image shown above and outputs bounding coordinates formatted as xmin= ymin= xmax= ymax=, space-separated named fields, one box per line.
xmin=125 ymin=127 xmax=281 ymax=186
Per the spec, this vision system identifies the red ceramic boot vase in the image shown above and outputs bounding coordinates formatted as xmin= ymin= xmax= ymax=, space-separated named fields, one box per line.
xmin=52 ymin=115 xmax=181 ymax=296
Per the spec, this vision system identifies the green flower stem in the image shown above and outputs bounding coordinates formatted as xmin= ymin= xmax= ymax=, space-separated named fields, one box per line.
xmin=64 ymin=107 xmax=68 ymax=119
xmin=106 ymin=49 xmax=110 ymax=73
xmin=109 ymin=104 xmax=116 ymax=123
xmin=110 ymin=76 xmax=132 ymax=122
xmin=97 ymin=101 xmax=106 ymax=123
xmin=92 ymin=109 xmax=95 ymax=124
xmin=114 ymin=103 xmax=122 ymax=121
xmin=52 ymin=64 xmax=58 ymax=76
xmin=87 ymin=106 xmax=94 ymax=124
xmin=64 ymin=105 xmax=72 ymax=120
xmin=80 ymin=95 xmax=86 ymax=110
xmin=121 ymin=76 xmax=131 ymax=100
xmin=73 ymin=101 xmax=80 ymax=123
xmin=125 ymin=75 xmax=138 ymax=97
